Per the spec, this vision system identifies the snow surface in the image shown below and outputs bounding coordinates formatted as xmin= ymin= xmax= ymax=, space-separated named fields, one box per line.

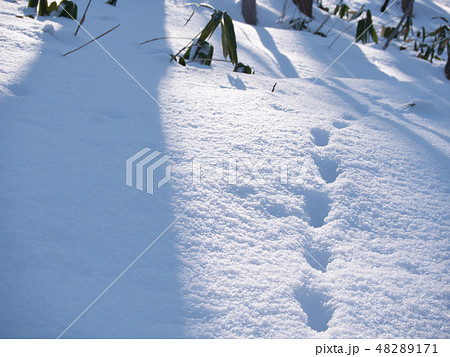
xmin=0 ymin=0 xmax=449 ymax=338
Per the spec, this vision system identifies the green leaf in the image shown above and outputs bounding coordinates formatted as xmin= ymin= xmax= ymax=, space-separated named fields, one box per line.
xmin=367 ymin=10 xmax=378 ymax=44
xmin=198 ymin=11 xmax=222 ymax=42
xmin=28 ymin=0 xmax=39 ymax=8
xmin=183 ymin=46 xmax=192 ymax=60
xmin=355 ymin=10 xmax=377 ymax=44
xmin=38 ymin=0 xmax=48 ymax=16
xmin=431 ymin=16 xmax=449 ymax=24
xmin=333 ymin=4 xmax=339 ymax=16
xmin=220 ymin=21 xmax=229 ymax=59
xmin=339 ymin=4 xmax=349 ymax=19
xmin=178 ymin=56 xmax=186 ymax=66
xmin=382 ymin=26 xmax=396 ymax=39
xmin=204 ymin=44 xmax=214 ymax=66
xmin=48 ymin=1 xmax=58 ymax=14
xmin=401 ymin=17 xmax=413 ymax=41
xmin=223 ymin=12 xmax=238 ymax=65
xmin=233 ymin=62 xmax=253 ymax=74
xmin=59 ymin=1 xmax=78 ymax=20
xmin=423 ymin=46 xmax=431 ymax=60
xmin=184 ymin=41 xmax=214 ymax=65
xmin=356 ymin=18 xmax=366 ymax=43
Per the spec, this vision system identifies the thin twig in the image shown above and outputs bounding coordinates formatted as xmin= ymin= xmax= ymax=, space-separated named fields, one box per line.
xmin=429 ymin=35 xmax=450 ymax=45
xmin=75 ymin=0 xmax=92 ymax=36
xmin=185 ymin=58 xmax=232 ymax=63
xmin=314 ymin=15 xmax=330 ymax=35
xmin=325 ymin=19 xmax=339 ymax=36
xmin=183 ymin=3 xmax=216 ymax=27
xmin=63 ymin=24 xmax=120 ymax=56
xmin=328 ymin=22 xmax=354 ymax=49
xmin=139 ymin=36 xmax=193 ymax=45
xmin=170 ymin=30 xmax=203 ymax=62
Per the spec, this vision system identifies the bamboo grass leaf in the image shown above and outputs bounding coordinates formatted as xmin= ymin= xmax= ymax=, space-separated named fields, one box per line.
xmin=48 ymin=1 xmax=58 ymax=14
xmin=28 ymin=0 xmax=39 ymax=8
xmin=221 ymin=21 xmax=229 ymax=59
xmin=367 ymin=10 xmax=378 ymax=44
xmin=223 ymin=12 xmax=237 ymax=65
xmin=198 ymin=11 xmax=222 ymax=42
xmin=38 ymin=0 xmax=48 ymax=16
xmin=59 ymin=0 xmax=78 ymax=20
xmin=432 ymin=16 xmax=449 ymax=24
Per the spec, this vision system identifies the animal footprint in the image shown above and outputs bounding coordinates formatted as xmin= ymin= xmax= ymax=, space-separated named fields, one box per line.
xmin=311 ymin=128 xmax=329 ymax=147
xmin=284 ymin=187 xmax=332 ymax=228
xmin=313 ymin=155 xmax=341 ymax=184
xmin=262 ymin=202 xmax=291 ymax=218
xmin=303 ymin=190 xmax=331 ymax=228
xmin=304 ymin=245 xmax=331 ymax=272
xmin=258 ymin=197 xmax=305 ymax=220
xmin=332 ymin=120 xmax=349 ymax=129
xmin=294 ymin=285 xmax=333 ymax=332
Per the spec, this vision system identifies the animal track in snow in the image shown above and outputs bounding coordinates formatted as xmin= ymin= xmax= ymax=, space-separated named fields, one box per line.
xmin=303 ymin=190 xmax=331 ymax=228
xmin=257 ymin=197 xmax=305 ymax=220
xmin=294 ymin=285 xmax=333 ymax=332
xmin=332 ymin=120 xmax=349 ymax=129
xmin=259 ymin=128 xmax=340 ymax=227
xmin=313 ymin=155 xmax=341 ymax=184
xmin=311 ymin=128 xmax=330 ymax=147
xmin=286 ymin=188 xmax=332 ymax=228
xmin=262 ymin=202 xmax=292 ymax=218
xmin=304 ymin=245 xmax=331 ymax=272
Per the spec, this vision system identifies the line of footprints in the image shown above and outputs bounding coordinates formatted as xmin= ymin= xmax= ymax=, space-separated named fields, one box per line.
xmin=295 ymin=119 xmax=351 ymax=333
xmin=228 ymin=117 xmax=353 ymax=333
xmin=265 ymin=118 xmax=351 ymax=333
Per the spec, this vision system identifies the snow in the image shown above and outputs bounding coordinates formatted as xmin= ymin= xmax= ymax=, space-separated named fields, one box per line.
xmin=0 ymin=0 xmax=449 ymax=338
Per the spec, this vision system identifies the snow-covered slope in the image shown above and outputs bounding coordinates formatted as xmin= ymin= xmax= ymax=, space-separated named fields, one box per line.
xmin=0 ymin=0 xmax=449 ymax=338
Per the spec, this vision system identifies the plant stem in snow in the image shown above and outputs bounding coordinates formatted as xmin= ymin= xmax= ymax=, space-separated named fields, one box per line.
xmin=63 ymin=24 xmax=120 ymax=57
xmin=314 ymin=15 xmax=330 ymax=34
xmin=328 ymin=22 xmax=354 ymax=49
xmin=185 ymin=58 xmax=232 ymax=63
xmin=170 ymin=30 xmax=203 ymax=62
xmin=139 ymin=36 xmax=193 ymax=46
xmin=75 ymin=0 xmax=92 ymax=36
